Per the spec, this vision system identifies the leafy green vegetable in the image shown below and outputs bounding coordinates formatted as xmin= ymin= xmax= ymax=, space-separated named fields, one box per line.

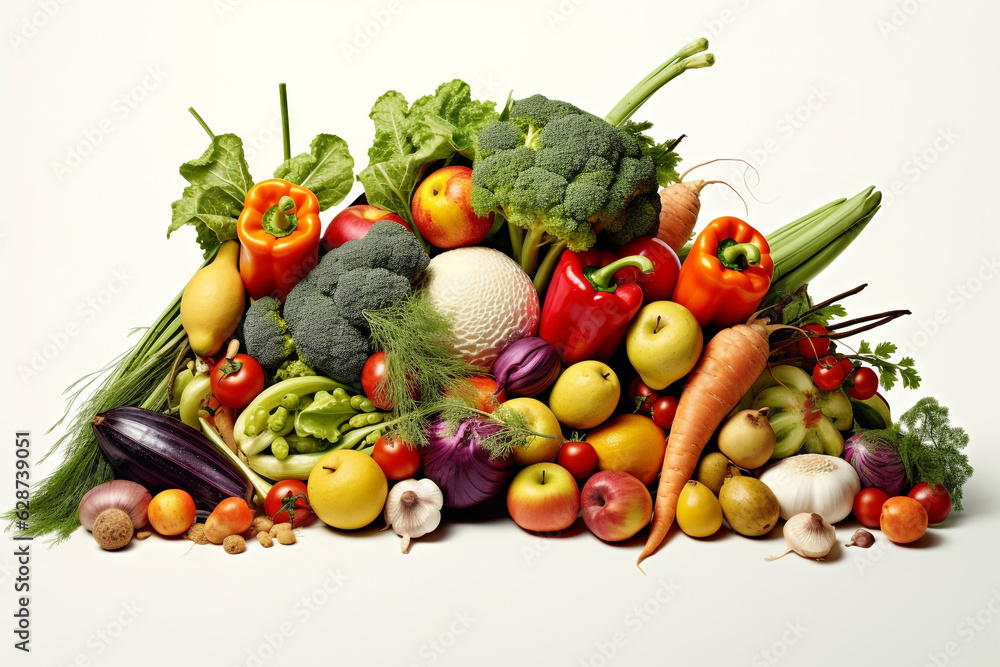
xmin=882 ymin=398 xmax=973 ymax=510
xmin=273 ymin=133 xmax=355 ymax=211
xmin=778 ymin=287 xmax=848 ymax=327
xmin=357 ymin=80 xmax=498 ymax=231
xmin=169 ymin=134 xmax=255 ymax=258
xmin=857 ymin=340 xmax=921 ymax=390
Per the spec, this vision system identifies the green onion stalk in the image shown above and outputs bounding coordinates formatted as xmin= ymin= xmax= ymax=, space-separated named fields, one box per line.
xmin=2 ymin=269 xmax=201 ymax=541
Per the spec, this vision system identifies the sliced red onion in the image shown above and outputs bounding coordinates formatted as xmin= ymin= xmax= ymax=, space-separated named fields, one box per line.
xmin=491 ymin=337 xmax=561 ymax=397
xmin=422 ymin=417 xmax=512 ymax=509
xmin=844 ymin=432 xmax=907 ymax=496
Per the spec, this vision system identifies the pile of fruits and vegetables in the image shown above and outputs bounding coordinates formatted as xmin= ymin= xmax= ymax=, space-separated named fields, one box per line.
xmin=10 ymin=40 xmax=973 ymax=564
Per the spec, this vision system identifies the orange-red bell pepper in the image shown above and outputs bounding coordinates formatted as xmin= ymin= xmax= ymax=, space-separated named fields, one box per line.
xmin=236 ymin=178 xmax=321 ymax=301
xmin=671 ymin=216 xmax=774 ymax=329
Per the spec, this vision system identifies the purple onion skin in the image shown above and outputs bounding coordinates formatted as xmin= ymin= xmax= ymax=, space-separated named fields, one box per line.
xmin=844 ymin=432 xmax=907 ymax=496
xmin=422 ymin=418 xmax=512 ymax=509
xmin=93 ymin=407 xmax=252 ymax=518
xmin=492 ymin=337 xmax=561 ymax=397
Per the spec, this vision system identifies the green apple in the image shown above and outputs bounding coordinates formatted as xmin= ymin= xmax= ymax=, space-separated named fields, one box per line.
xmin=307 ymin=449 xmax=387 ymax=530
xmin=625 ymin=301 xmax=704 ymax=390
xmin=507 ymin=463 xmax=580 ymax=532
xmin=498 ymin=397 xmax=565 ymax=466
xmin=548 ymin=361 xmax=620 ymax=430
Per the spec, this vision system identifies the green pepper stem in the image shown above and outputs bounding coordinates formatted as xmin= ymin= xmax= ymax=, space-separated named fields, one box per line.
xmin=719 ymin=242 xmax=761 ymax=268
xmin=279 ymin=83 xmax=291 ymax=162
xmin=188 ymin=107 xmax=216 ymax=140
xmin=588 ymin=254 xmax=655 ymax=289
xmin=275 ymin=196 xmax=296 ymax=230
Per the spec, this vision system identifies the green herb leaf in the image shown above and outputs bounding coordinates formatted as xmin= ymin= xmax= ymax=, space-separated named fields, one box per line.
xmin=358 ymin=81 xmax=498 ymax=225
xmin=274 ymin=133 xmax=355 ymax=211
xmin=169 ymin=134 xmax=254 ymax=257
xmin=620 ymin=120 xmax=682 ymax=186
xmin=858 ymin=340 xmax=872 ymax=355
xmin=874 ymin=341 xmax=897 ymax=358
xmin=893 ymin=397 xmax=973 ymax=509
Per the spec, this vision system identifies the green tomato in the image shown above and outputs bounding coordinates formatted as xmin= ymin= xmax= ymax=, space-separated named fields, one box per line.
xmin=179 ymin=373 xmax=214 ymax=429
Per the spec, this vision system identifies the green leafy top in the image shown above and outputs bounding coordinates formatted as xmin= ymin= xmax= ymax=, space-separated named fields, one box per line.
xmin=357 ymin=80 xmax=498 ymax=228
xmin=168 ymin=134 xmax=254 ymax=258
xmin=273 ymin=133 xmax=355 ymax=211
xmin=870 ymin=397 xmax=973 ymax=510
xmin=856 ymin=340 xmax=920 ymax=390
xmin=779 ymin=288 xmax=847 ymax=327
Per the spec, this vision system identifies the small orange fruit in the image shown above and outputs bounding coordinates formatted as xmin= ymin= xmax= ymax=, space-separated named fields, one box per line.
xmin=147 ymin=489 xmax=197 ymax=536
xmin=585 ymin=414 xmax=666 ymax=485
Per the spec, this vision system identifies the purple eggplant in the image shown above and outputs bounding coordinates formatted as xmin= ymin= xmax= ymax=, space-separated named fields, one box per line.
xmin=93 ymin=407 xmax=252 ymax=517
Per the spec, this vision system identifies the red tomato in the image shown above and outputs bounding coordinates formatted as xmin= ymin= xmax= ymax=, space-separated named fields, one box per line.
xmin=812 ymin=355 xmax=853 ymax=392
xmin=210 ymin=354 xmax=265 ymax=409
xmin=907 ymin=482 xmax=952 ymax=524
xmin=880 ymin=496 xmax=928 ymax=544
xmin=628 ymin=377 xmax=659 ymax=415
xmin=650 ymin=395 xmax=679 ymax=430
xmin=615 ymin=236 xmax=682 ymax=302
xmin=849 ymin=367 xmax=879 ymax=400
xmin=372 ymin=436 xmax=421 ymax=480
xmin=852 ymin=487 xmax=889 ymax=528
xmin=796 ymin=324 xmax=831 ymax=359
xmin=361 ymin=351 xmax=392 ymax=410
xmin=264 ymin=479 xmax=312 ymax=528
xmin=556 ymin=441 xmax=599 ymax=479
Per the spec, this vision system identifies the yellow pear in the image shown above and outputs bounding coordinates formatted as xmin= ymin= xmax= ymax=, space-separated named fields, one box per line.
xmin=180 ymin=241 xmax=246 ymax=356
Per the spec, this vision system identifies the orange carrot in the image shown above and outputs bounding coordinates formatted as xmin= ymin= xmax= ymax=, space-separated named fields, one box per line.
xmin=637 ymin=320 xmax=773 ymax=567
xmin=657 ymin=159 xmax=754 ymax=253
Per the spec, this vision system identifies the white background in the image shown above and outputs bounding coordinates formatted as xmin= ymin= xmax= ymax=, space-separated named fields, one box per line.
xmin=2 ymin=1 xmax=999 ymax=666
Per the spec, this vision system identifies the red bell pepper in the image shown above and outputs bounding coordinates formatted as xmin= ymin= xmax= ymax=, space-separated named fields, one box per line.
xmin=615 ymin=236 xmax=682 ymax=302
xmin=539 ymin=250 xmax=654 ymax=365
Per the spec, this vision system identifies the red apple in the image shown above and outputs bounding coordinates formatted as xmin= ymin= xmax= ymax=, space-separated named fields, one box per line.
xmin=507 ymin=463 xmax=579 ymax=532
xmin=581 ymin=471 xmax=653 ymax=542
xmin=411 ymin=166 xmax=493 ymax=248
xmin=322 ymin=204 xmax=411 ymax=251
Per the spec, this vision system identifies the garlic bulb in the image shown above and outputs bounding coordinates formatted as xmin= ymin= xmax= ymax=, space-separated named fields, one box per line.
xmin=758 ymin=454 xmax=860 ymax=523
xmin=384 ymin=479 xmax=444 ymax=554
xmin=765 ymin=513 xmax=837 ymax=561
xmin=78 ymin=480 xmax=152 ymax=531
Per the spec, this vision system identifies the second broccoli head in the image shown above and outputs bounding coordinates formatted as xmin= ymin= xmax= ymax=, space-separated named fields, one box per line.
xmin=243 ymin=220 xmax=429 ymax=386
xmin=470 ymin=94 xmax=661 ymax=251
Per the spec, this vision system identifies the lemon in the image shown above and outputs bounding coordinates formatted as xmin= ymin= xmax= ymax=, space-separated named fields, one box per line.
xmin=676 ymin=480 xmax=723 ymax=538
xmin=586 ymin=414 xmax=666 ymax=486
xmin=180 ymin=241 xmax=246 ymax=356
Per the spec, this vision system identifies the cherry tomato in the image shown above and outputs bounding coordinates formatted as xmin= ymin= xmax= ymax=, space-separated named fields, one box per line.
xmin=556 ymin=441 xmax=599 ymax=479
xmin=880 ymin=496 xmax=928 ymax=544
xmin=907 ymin=482 xmax=952 ymax=524
xmin=210 ymin=353 xmax=265 ymax=409
xmin=372 ymin=436 xmax=421 ymax=480
xmin=361 ymin=351 xmax=392 ymax=410
xmin=852 ymin=487 xmax=889 ymax=528
xmin=796 ymin=324 xmax=831 ymax=359
xmin=812 ymin=355 xmax=853 ymax=392
xmin=264 ymin=479 xmax=313 ymax=527
xmin=628 ymin=377 xmax=659 ymax=415
xmin=849 ymin=367 xmax=879 ymax=400
xmin=650 ymin=395 xmax=679 ymax=430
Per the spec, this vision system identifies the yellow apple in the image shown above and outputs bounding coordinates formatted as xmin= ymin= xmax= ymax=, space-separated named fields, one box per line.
xmin=307 ymin=450 xmax=387 ymax=530
xmin=626 ymin=301 xmax=703 ymax=390
xmin=547 ymin=361 xmax=620 ymax=430
xmin=499 ymin=397 xmax=565 ymax=466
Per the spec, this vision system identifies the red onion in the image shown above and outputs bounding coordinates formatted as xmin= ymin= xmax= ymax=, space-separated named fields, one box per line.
xmin=422 ymin=417 xmax=513 ymax=509
xmin=844 ymin=432 xmax=907 ymax=496
xmin=491 ymin=337 xmax=561 ymax=397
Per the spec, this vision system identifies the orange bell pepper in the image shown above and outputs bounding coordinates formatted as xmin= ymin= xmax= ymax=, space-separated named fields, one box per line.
xmin=671 ymin=216 xmax=774 ymax=328
xmin=236 ymin=179 xmax=321 ymax=301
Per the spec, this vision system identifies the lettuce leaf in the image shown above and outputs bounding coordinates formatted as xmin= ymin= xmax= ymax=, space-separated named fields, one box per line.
xmin=358 ymin=80 xmax=498 ymax=226
xmin=274 ymin=133 xmax=355 ymax=211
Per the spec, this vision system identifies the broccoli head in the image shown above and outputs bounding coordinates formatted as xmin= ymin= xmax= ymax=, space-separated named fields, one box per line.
xmin=243 ymin=296 xmax=296 ymax=368
xmin=471 ymin=94 xmax=661 ymax=278
xmin=242 ymin=218 xmax=428 ymax=386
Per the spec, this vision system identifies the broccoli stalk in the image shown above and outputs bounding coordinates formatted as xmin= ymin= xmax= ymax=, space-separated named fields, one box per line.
xmin=471 ymin=39 xmax=715 ymax=292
